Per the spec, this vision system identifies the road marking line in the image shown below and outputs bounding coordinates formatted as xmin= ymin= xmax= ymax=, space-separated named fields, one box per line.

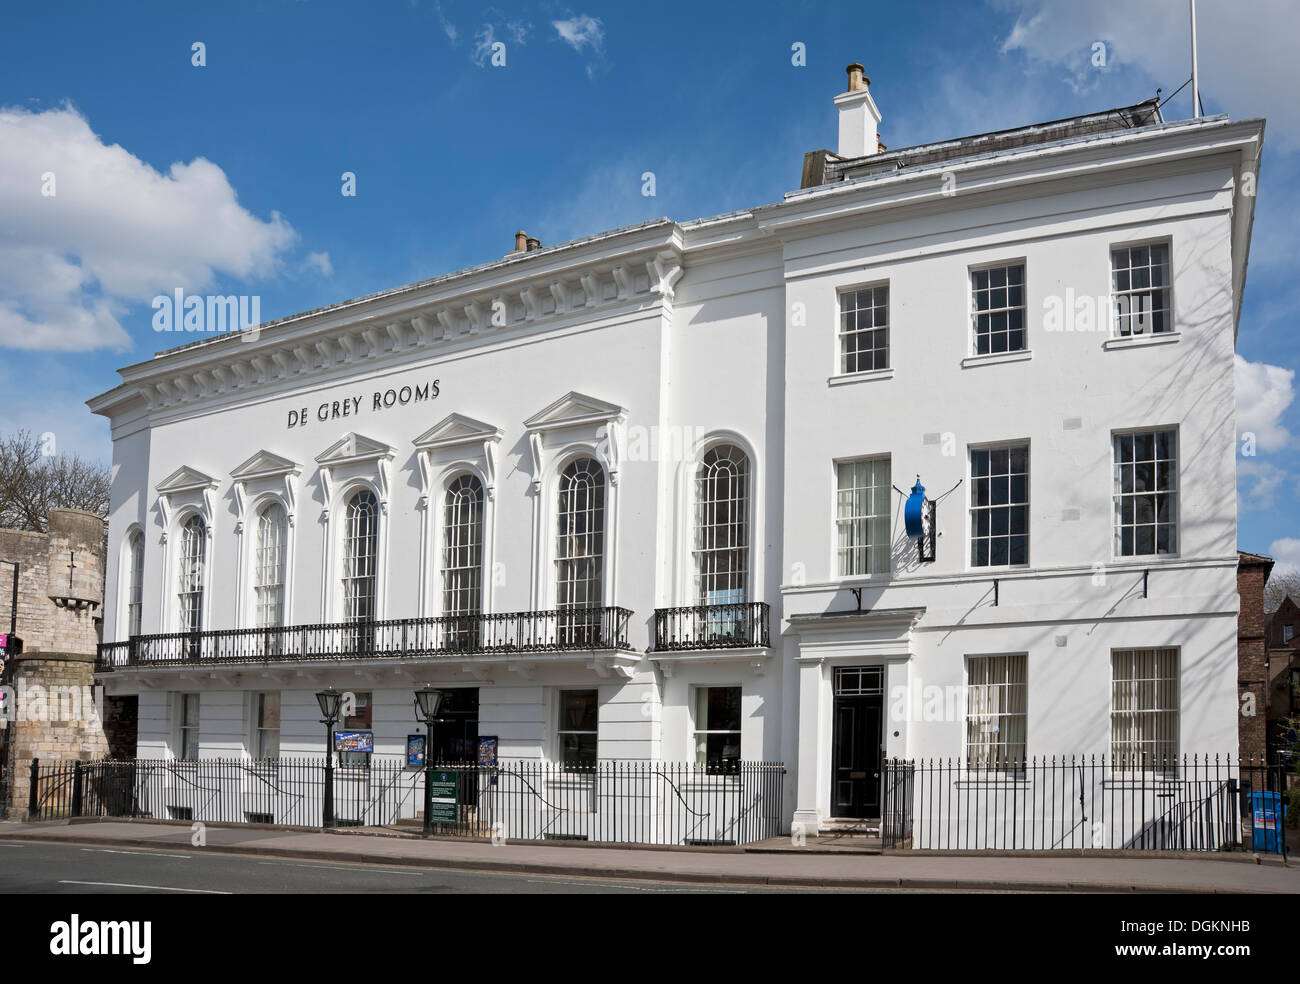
xmin=81 ymin=848 xmax=193 ymax=860
xmin=59 ymin=880 xmax=230 ymax=894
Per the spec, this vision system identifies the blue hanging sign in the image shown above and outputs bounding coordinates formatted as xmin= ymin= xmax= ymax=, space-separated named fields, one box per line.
xmin=904 ymin=478 xmax=926 ymax=539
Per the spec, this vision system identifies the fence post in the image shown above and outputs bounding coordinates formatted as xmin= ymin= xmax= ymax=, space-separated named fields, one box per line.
xmin=71 ymin=761 xmax=84 ymax=817
xmin=27 ymin=758 xmax=39 ymax=818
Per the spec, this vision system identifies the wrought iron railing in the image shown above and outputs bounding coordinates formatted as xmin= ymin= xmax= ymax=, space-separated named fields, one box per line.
xmin=653 ymin=602 xmax=770 ymax=651
xmin=881 ymin=755 xmax=1288 ymax=855
xmin=27 ymin=756 xmax=788 ymax=846
xmin=95 ymin=607 xmax=634 ymax=671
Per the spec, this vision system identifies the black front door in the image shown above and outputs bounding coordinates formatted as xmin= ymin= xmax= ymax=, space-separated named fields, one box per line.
xmin=430 ymin=687 xmax=479 ymax=763
xmin=831 ymin=667 xmax=884 ymax=819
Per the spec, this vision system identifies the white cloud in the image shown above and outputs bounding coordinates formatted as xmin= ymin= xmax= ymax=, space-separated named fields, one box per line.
xmin=1236 ymin=354 xmax=1295 ymax=452
xmin=1239 ymin=458 xmax=1288 ymax=511
xmin=303 ymin=251 xmax=333 ymax=277
xmin=552 ymin=14 xmax=604 ymax=53
xmin=1269 ymin=537 xmax=1300 ymax=575
xmin=0 ymin=105 xmax=296 ymax=352
xmin=552 ymin=14 xmax=604 ymax=77
xmin=995 ymin=0 xmax=1300 ymax=148
xmin=471 ymin=25 xmax=499 ymax=66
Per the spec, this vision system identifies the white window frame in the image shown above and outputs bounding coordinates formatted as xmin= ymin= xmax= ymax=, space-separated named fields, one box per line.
xmin=253 ymin=501 xmax=288 ymax=630
xmin=251 ymin=691 xmax=280 ymax=760
xmin=837 ymin=281 xmax=890 ymax=376
xmin=964 ymin=654 xmax=1028 ymax=772
xmin=556 ymin=688 xmax=599 ymax=767
xmin=122 ymin=527 xmax=144 ymax=638
xmin=834 ymin=455 xmax=891 ymax=578
xmin=1112 ymin=427 xmax=1178 ymax=559
xmin=175 ymin=514 xmax=207 ymax=635
xmin=692 ymin=686 xmax=743 ymax=773
xmin=1110 ymin=239 xmax=1173 ymax=337
xmin=968 ymin=442 xmax=1030 ymax=569
xmin=1110 ymin=647 xmax=1179 ymax=771
xmin=693 ymin=444 xmax=750 ymax=608
xmin=177 ymin=693 xmax=200 ymax=761
xmin=968 ymin=260 xmax=1027 ymax=356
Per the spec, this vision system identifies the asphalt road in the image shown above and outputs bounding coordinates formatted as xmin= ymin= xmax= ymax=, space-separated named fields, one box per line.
xmin=0 ymin=838 xmax=864 ymax=894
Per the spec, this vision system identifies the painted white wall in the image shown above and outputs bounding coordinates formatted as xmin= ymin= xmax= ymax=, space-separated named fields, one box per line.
xmin=97 ymin=114 xmax=1256 ymax=838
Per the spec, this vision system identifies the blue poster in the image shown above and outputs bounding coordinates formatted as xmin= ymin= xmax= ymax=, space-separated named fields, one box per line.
xmin=333 ymin=730 xmax=373 ymax=753
xmin=406 ymin=734 xmax=426 ymax=768
xmin=477 ymin=735 xmax=499 ymax=767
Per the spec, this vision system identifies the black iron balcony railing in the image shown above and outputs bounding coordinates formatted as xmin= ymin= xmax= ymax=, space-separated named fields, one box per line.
xmin=652 ymin=602 xmax=770 ymax=652
xmin=95 ymin=607 xmax=634 ymax=671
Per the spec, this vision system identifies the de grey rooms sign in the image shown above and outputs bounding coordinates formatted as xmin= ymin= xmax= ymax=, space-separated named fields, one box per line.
xmin=287 ymin=378 xmax=440 ymax=428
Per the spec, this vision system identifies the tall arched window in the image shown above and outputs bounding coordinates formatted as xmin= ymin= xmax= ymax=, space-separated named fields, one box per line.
xmin=177 ymin=515 xmax=206 ymax=635
xmin=694 ymin=445 xmax=750 ymax=607
xmin=556 ymin=458 xmax=605 ymax=644
xmin=126 ymin=530 xmax=144 ymax=637
xmin=342 ymin=489 xmax=379 ymax=650
xmin=442 ymin=475 xmax=484 ymax=647
xmin=255 ymin=502 xmax=288 ymax=629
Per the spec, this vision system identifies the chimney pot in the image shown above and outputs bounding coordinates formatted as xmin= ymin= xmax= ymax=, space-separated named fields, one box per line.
xmin=514 ymin=230 xmax=528 ymax=253
xmin=526 ymin=236 xmax=541 ymax=252
xmin=846 ymin=63 xmax=869 ymax=92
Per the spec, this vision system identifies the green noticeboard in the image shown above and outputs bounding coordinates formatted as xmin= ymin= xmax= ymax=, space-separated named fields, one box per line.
xmin=429 ymin=770 xmax=459 ymax=823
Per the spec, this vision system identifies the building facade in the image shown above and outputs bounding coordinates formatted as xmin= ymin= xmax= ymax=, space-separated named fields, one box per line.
xmin=90 ymin=66 xmax=1263 ymax=835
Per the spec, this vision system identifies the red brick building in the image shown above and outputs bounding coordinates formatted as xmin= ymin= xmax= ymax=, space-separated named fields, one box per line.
xmin=1238 ymin=551 xmax=1274 ymax=763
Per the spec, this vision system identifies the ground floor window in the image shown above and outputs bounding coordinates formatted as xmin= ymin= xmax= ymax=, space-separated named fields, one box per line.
xmin=339 ymin=690 xmax=373 ymax=766
xmin=253 ymin=692 xmax=280 ymax=759
xmin=558 ymin=689 xmax=598 ymax=766
xmin=178 ymin=693 xmax=199 ymax=761
xmin=1111 ymin=647 xmax=1178 ymax=768
xmin=694 ymin=687 xmax=742 ymax=773
xmin=965 ymin=654 xmax=1027 ymax=770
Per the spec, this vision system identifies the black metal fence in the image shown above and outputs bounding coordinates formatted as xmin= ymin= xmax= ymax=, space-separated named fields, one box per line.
xmin=27 ymin=757 xmax=786 ymax=846
xmin=96 ymin=607 xmax=635 ymax=671
xmin=653 ymin=603 xmax=770 ymax=651
xmin=881 ymin=756 xmax=1290 ymax=855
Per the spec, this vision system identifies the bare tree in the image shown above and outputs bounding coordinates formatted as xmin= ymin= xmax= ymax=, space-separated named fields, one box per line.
xmin=0 ymin=430 xmax=110 ymax=533
xmin=1265 ymin=565 xmax=1300 ymax=614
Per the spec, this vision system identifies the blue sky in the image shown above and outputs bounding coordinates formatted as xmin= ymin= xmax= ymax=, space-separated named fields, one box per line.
xmin=1 ymin=0 xmax=1296 ymax=563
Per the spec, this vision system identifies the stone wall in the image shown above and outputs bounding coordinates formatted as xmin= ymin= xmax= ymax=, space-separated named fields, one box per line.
xmin=0 ymin=509 xmax=108 ymax=817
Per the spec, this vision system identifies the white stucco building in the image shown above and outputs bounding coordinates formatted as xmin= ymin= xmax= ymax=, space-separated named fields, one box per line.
xmin=90 ymin=65 xmax=1263 ymax=838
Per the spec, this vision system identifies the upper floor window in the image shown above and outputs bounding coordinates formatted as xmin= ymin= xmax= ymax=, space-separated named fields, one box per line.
xmin=1111 ymin=647 xmax=1178 ymax=767
xmin=970 ymin=263 xmax=1026 ymax=355
xmin=442 ymin=474 xmax=484 ymax=618
xmin=342 ymin=489 xmax=379 ymax=623
xmin=1111 ymin=242 xmax=1171 ymax=336
xmin=839 ymin=284 xmax=889 ymax=374
xmin=1285 ymin=625 xmax=1295 ymax=645
xmin=694 ymin=445 xmax=749 ymax=607
xmin=836 ymin=457 xmax=891 ymax=576
xmin=254 ymin=503 xmax=287 ymax=629
xmin=126 ymin=529 xmax=144 ymax=637
xmin=177 ymin=515 xmax=206 ymax=634
xmin=556 ymin=458 xmax=605 ymax=611
xmin=970 ymin=444 xmax=1029 ymax=567
xmin=1113 ymin=429 xmax=1177 ymax=557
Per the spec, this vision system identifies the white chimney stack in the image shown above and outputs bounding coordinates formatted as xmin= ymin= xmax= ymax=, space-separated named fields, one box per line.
xmin=835 ymin=63 xmax=882 ymax=158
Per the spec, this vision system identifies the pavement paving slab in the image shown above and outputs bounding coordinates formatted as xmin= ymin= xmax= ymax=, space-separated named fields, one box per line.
xmin=1 ymin=820 xmax=1295 ymax=893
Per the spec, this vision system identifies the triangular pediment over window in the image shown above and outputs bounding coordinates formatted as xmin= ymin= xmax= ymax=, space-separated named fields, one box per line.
xmin=314 ymin=432 xmax=396 ymax=466
xmin=523 ymin=391 xmax=625 ymax=433
xmin=230 ymin=449 xmax=301 ymax=482
xmin=413 ymin=413 xmax=503 ymax=451
xmin=155 ymin=465 xmax=220 ymax=495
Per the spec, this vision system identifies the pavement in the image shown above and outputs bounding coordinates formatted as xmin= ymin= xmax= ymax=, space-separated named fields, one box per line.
xmin=1 ymin=818 xmax=1297 ymax=892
